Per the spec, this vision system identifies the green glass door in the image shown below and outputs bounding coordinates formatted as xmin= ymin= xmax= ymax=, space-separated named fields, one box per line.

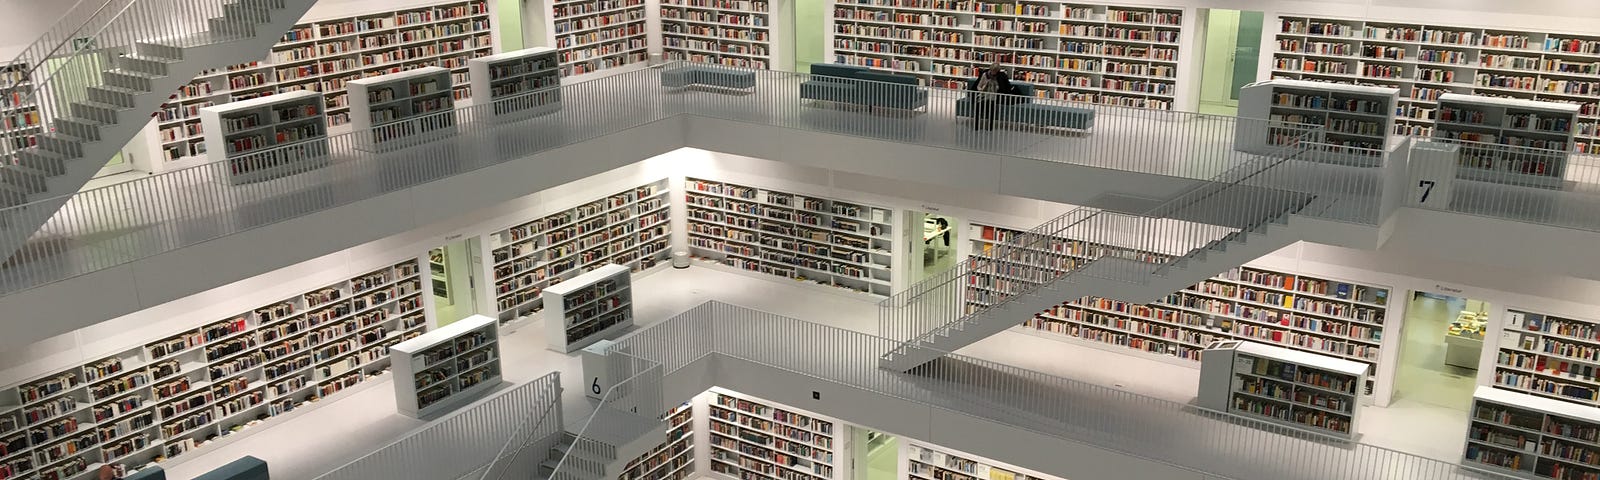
xmin=1198 ymin=9 xmax=1264 ymax=114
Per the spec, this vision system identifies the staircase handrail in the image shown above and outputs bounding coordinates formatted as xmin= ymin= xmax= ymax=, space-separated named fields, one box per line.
xmin=543 ymin=352 xmax=664 ymax=480
xmin=475 ymin=388 xmax=564 ymax=480
xmin=0 ymin=0 xmax=141 ymax=157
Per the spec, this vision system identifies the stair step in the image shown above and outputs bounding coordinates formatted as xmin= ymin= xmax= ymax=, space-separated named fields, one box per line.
xmin=223 ymin=2 xmax=273 ymax=20
xmin=0 ymin=183 xmax=28 ymax=208
xmin=207 ymin=17 xmax=257 ymax=36
xmin=133 ymin=42 xmax=183 ymax=61
xmin=0 ymin=165 xmax=52 ymax=194
xmin=53 ymin=117 xmax=105 ymax=142
xmin=68 ymin=101 xmax=128 ymax=126
xmin=16 ymin=149 xmax=68 ymax=175
xmin=115 ymin=54 xmax=180 ymax=76
xmin=86 ymin=85 xmax=140 ymax=108
xmin=103 ymin=69 xmax=159 ymax=91
xmin=35 ymin=132 xmax=85 ymax=158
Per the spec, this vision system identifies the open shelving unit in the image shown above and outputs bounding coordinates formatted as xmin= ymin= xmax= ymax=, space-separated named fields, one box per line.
xmin=1463 ymin=386 xmax=1600 ymax=480
xmin=0 ymin=258 xmax=430 ymax=477
xmin=483 ymin=179 xmax=671 ymax=329
xmin=971 ymin=222 xmax=1392 ymax=399
xmin=1493 ymin=308 xmax=1600 ymax=408
xmin=828 ymin=0 xmax=1184 ymax=109
xmin=390 ymin=315 xmax=501 ymax=418
xmin=1198 ymin=340 xmax=1366 ymax=439
xmin=547 ymin=0 xmax=650 ymax=76
xmin=906 ymin=442 xmax=1061 ymax=480
xmin=685 ymin=177 xmax=895 ymax=299
xmin=1235 ymin=79 xmax=1399 ymax=166
xmin=0 ymin=62 xmax=42 ymax=155
xmin=468 ymin=47 xmax=562 ymax=119
xmin=706 ymin=392 xmax=840 ymax=480
xmin=661 ymin=0 xmax=787 ymax=70
xmin=543 ymin=264 xmax=633 ymax=353
xmin=198 ymin=90 xmax=331 ymax=185
xmin=618 ymin=403 xmax=694 ymax=480
xmin=1269 ymin=15 xmax=1600 ymax=155
xmin=142 ymin=0 xmax=493 ymax=168
xmin=1432 ymin=94 xmax=1578 ymax=188
xmin=348 ymin=66 xmax=458 ymax=149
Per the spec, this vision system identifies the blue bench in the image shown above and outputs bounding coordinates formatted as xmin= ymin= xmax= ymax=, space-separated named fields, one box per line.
xmin=662 ymin=65 xmax=756 ymax=92
xmin=192 ymin=456 xmax=270 ymax=480
xmin=955 ymin=79 xmax=1095 ymax=131
xmin=799 ymin=64 xmax=928 ymax=112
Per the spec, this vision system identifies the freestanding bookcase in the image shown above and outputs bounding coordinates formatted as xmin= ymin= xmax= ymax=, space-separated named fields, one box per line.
xmin=1198 ymin=340 xmax=1366 ymax=439
xmin=542 ymin=264 xmax=634 ymax=353
xmin=1235 ymin=79 xmax=1398 ymax=166
xmin=199 ymin=90 xmax=331 ymax=185
xmin=706 ymin=390 xmax=842 ymax=480
xmin=1432 ymin=94 xmax=1578 ymax=189
xmin=390 ymin=315 xmax=502 ymax=418
xmin=1462 ymin=385 xmax=1600 ymax=479
xmin=467 ymin=47 xmax=562 ymax=119
xmin=348 ymin=66 xmax=458 ymax=151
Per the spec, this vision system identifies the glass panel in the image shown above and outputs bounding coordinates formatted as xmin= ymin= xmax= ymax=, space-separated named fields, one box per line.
xmin=1230 ymin=11 xmax=1266 ymax=101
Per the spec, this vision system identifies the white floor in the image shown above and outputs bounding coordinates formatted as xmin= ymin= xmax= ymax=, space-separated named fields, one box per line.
xmin=158 ymin=265 xmax=1474 ymax=479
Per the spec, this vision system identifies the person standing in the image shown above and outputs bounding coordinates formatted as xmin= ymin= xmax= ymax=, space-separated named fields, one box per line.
xmin=970 ymin=61 xmax=1011 ymax=131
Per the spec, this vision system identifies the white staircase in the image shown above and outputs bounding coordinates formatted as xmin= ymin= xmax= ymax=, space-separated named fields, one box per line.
xmin=541 ymin=413 xmax=666 ymax=480
xmin=878 ymin=190 xmax=1319 ymax=372
xmin=0 ymin=0 xmax=317 ymax=261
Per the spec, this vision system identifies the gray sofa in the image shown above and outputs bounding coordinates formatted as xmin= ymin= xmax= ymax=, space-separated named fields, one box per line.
xmin=799 ymin=64 xmax=928 ymax=111
xmin=661 ymin=65 xmax=756 ymax=91
xmin=955 ymin=79 xmax=1096 ymax=131
xmin=124 ymin=467 xmax=166 ymax=480
xmin=191 ymin=456 xmax=269 ymax=480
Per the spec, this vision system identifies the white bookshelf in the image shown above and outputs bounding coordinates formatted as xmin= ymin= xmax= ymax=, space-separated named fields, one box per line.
xmin=684 ymin=177 xmax=895 ymax=298
xmin=1198 ymin=340 xmax=1366 ymax=439
xmin=468 ymin=47 xmax=563 ymax=119
xmin=348 ymin=67 xmax=458 ymax=149
xmin=543 ymin=264 xmax=634 ymax=353
xmin=1432 ymin=94 xmax=1579 ymax=188
xmin=548 ymin=0 xmax=651 ymax=76
xmin=971 ymin=222 xmax=1392 ymax=398
xmin=0 ymin=258 xmax=428 ymax=476
xmin=198 ymin=90 xmax=330 ymax=185
xmin=706 ymin=391 xmax=840 ymax=480
xmin=483 ymin=179 xmax=671 ymax=329
xmin=617 ymin=403 xmax=694 ymax=480
xmin=1235 ymin=79 xmax=1399 ymax=166
xmin=0 ymin=62 xmax=42 ymax=155
xmin=1269 ymin=15 xmax=1600 ymax=154
xmin=905 ymin=442 xmax=1062 ymax=480
xmin=1492 ymin=308 xmax=1600 ymax=408
xmin=661 ymin=0 xmax=785 ymax=70
xmin=143 ymin=0 xmax=494 ymax=168
xmin=828 ymin=0 xmax=1184 ymax=109
xmin=390 ymin=315 xmax=501 ymax=418
xmin=1463 ymin=386 xmax=1600 ymax=480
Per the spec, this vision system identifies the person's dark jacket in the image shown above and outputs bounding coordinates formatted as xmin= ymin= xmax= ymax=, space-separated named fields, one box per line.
xmin=967 ymin=69 xmax=1021 ymax=104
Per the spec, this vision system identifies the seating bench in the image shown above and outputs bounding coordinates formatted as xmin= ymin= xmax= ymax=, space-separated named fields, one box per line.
xmin=192 ymin=456 xmax=270 ymax=480
xmin=955 ymin=80 xmax=1095 ymax=131
xmin=799 ymin=64 xmax=928 ymax=112
xmin=662 ymin=65 xmax=756 ymax=92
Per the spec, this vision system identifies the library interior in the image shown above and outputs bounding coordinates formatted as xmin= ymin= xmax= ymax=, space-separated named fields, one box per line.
xmin=2 ymin=0 xmax=1600 ymax=480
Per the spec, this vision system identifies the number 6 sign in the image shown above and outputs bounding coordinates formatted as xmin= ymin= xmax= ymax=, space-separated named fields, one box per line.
xmin=580 ymin=339 xmax=618 ymax=400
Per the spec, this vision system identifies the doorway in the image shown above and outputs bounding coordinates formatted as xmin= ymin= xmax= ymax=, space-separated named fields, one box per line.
xmin=851 ymin=427 xmax=898 ymax=480
xmin=1394 ymin=291 xmax=1488 ymax=411
xmin=1197 ymin=9 xmax=1264 ymax=115
xmin=429 ymin=237 xmax=484 ymax=326
xmin=907 ymin=211 xmax=958 ymax=283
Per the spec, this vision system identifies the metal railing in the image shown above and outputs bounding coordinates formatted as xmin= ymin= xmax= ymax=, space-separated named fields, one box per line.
xmin=1404 ymin=137 xmax=1600 ymax=232
xmin=313 ymin=371 xmax=562 ymax=480
xmin=542 ymin=352 xmax=664 ymax=480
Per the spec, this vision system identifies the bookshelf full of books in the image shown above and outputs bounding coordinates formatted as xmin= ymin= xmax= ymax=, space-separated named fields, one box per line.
xmin=542 ymin=264 xmax=634 ymax=353
xmin=1463 ymin=385 xmax=1600 ymax=480
xmin=0 ymin=258 xmax=429 ymax=477
xmin=0 ymin=62 xmax=42 ymax=154
xmin=661 ymin=0 xmax=779 ymax=70
xmin=1269 ymin=16 xmax=1600 ymax=156
xmin=390 ymin=315 xmax=502 ymax=418
xmin=468 ymin=47 xmax=563 ymax=119
xmin=906 ymin=442 xmax=1062 ymax=480
xmin=1197 ymin=340 xmax=1366 ymax=438
xmin=548 ymin=0 xmax=650 ymax=76
xmin=483 ymin=179 xmax=671 ymax=329
xmin=1492 ymin=308 xmax=1600 ymax=408
xmin=970 ymin=222 xmax=1394 ymax=401
xmin=828 ymin=0 xmax=1185 ymax=110
xmin=144 ymin=0 xmax=493 ymax=168
xmin=684 ymin=177 xmax=896 ymax=299
xmin=348 ymin=67 xmax=459 ymax=150
xmin=1234 ymin=79 xmax=1400 ymax=166
xmin=1431 ymin=94 xmax=1579 ymax=189
xmin=706 ymin=392 xmax=841 ymax=480
xmin=617 ymin=403 xmax=694 ymax=480
xmin=198 ymin=90 xmax=331 ymax=185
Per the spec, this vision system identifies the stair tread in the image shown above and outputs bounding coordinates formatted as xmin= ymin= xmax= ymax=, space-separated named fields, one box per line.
xmin=36 ymin=131 xmax=85 ymax=142
xmin=71 ymin=100 xmax=131 ymax=111
xmin=2 ymin=164 xmax=50 ymax=177
xmin=120 ymin=54 xmax=182 ymax=64
xmin=104 ymin=68 xmax=162 ymax=79
xmin=57 ymin=116 xmax=110 ymax=126
xmin=87 ymin=84 xmax=148 ymax=95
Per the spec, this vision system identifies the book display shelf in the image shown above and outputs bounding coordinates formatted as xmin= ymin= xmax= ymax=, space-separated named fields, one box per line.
xmin=971 ymin=222 xmax=1392 ymax=398
xmin=390 ymin=315 xmax=501 ymax=418
xmin=1197 ymin=340 xmax=1366 ymax=439
xmin=1269 ymin=15 xmax=1600 ymax=155
xmin=0 ymin=258 xmax=428 ymax=478
xmin=542 ymin=264 xmax=634 ymax=353
xmin=617 ymin=404 xmax=694 ymax=480
xmin=706 ymin=392 xmax=840 ymax=480
xmin=1492 ymin=309 xmax=1600 ymax=408
xmin=348 ymin=67 xmax=458 ymax=149
xmin=468 ymin=47 xmax=562 ymax=119
xmin=828 ymin=0 xmax=1185 ymax=110
xmin=198 ymin=90 xmax=330 ymax=185
xmin=1235 ymin=79 xmax=1399 ymax=166
xmin=1463 ymin=386 xmax=1600 ymax=480
xmin=685 ymin=177 xmax=895 ymax=299
xmin=549 ymin=0 xmax=650 ymax=76
xmin=484 ymin=179 xmax=670 ymax=329
xmin=1431 ymin=94 xmax=1579 ymax=189
xmin=0 ymin=62 xmax=41 ymax=153
xmin=661 ymin=0 xmax=777 ymax=69
xmin=906 ymin=443 xmax=1061 ymax=480
xmin=147 ymin=0 xmax=493 ymax=167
